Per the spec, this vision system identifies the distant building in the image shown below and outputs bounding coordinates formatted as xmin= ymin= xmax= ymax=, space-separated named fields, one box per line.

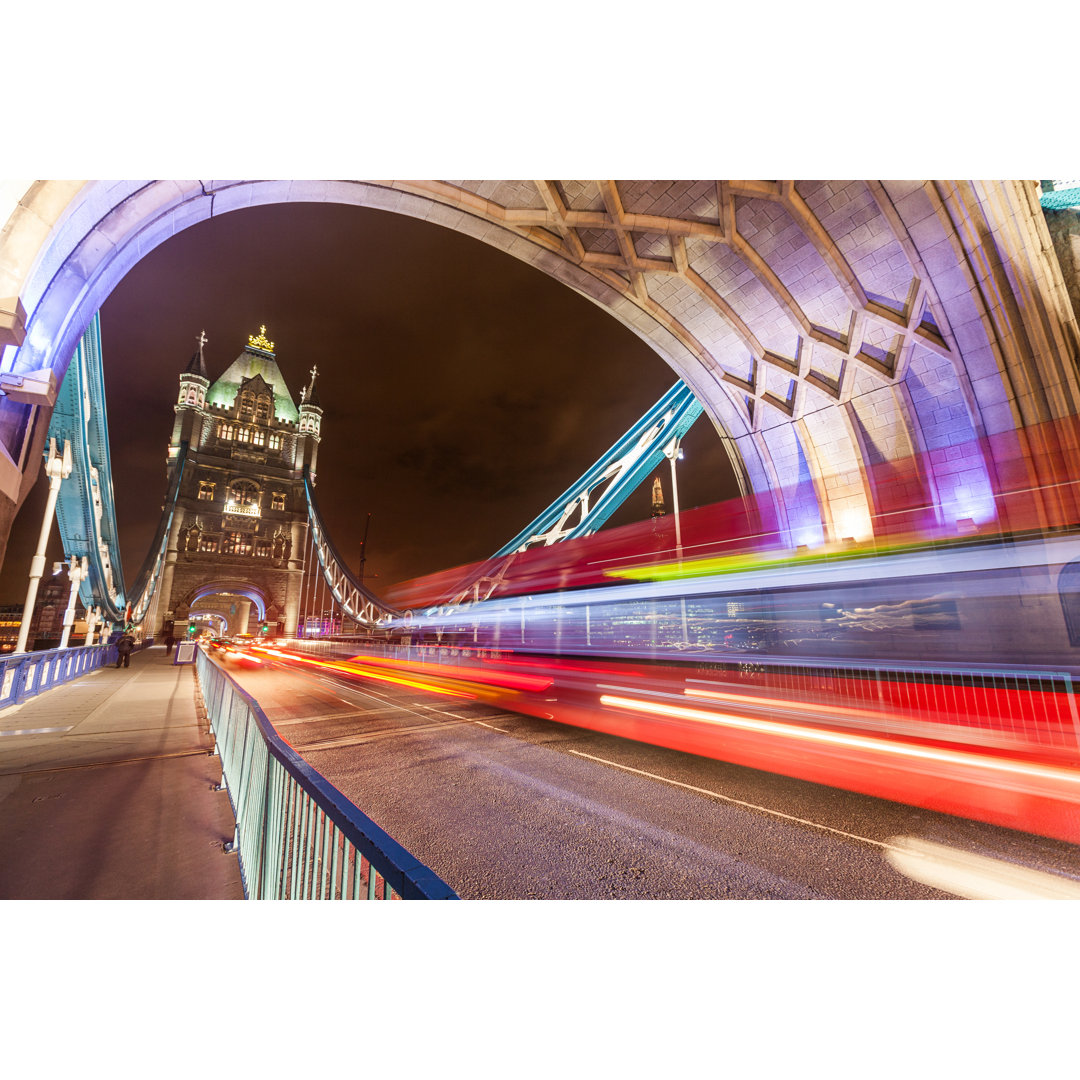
xmin=153 ymin=328 xmax=321 ymax=639
xmin=650 ymin=476 xmax=666 ymax=517
xmin=0 ymin=580 xmax=86 ymax=653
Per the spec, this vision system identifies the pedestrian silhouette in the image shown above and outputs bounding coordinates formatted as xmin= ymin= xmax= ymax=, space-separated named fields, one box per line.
xmin=115 ymin=631 xmax=135 ymax=669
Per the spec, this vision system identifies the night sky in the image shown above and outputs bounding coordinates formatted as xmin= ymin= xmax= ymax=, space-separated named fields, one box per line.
xmin=0 ymin=200 xmax=739 ymax=605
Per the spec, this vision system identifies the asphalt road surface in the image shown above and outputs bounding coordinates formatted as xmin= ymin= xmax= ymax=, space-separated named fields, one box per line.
xmin=222 ymin=654 xmax=1080 ymax=900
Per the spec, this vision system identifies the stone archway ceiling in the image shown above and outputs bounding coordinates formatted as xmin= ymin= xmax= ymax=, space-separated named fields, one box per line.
xmin=395 ymin=180 xmax=952 ymax=432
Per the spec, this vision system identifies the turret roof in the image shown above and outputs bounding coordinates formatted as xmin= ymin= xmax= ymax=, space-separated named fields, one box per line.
xmin=205 ymin=333 xmax=301 ymax=423
xmin=183 ymin=330 xmax=209 ymax=380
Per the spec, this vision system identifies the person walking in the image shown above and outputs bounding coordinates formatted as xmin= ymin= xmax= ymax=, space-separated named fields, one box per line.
xmin=164 ymin=631 xmax=176 ymax=656
xmin=115 ymin=630 xmax=135 ymax=669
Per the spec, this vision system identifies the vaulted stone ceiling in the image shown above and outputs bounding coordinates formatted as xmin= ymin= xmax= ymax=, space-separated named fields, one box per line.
xmin=2 ymin=179 xmax=1079 ymax=549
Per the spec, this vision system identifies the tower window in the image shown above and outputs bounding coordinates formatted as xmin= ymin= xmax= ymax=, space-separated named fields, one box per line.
xmin=222 ymin=532 xmax=253 ymax=556
xmin=198 ymin=535 xmax=220 ymax=553
xmin=256 ymin=397 xmax=271 ymax=423
xmin=239 ymin=392 xmax=255 ymax=419
xmin=271 ymin=492 xmax=286 ymax=511
xmin=198 ymin=481 xmax=215 ymax=501
xmin=251 ymin=428 xmax=265 ymax=447
xmin=255 ymin=539 xmax=272 ymax=558
xmin=268 ymin=433 xmax=282 ymax=451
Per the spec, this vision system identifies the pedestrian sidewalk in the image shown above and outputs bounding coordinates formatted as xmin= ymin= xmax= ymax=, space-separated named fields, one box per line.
xmin=0 ymin=645 xmax=244 ymax=899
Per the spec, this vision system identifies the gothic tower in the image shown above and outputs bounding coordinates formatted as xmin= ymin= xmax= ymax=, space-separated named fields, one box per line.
xmin=154 ymin=327 xmax=318 ymax=638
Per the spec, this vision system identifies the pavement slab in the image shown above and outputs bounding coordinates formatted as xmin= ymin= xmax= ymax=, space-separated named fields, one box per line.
xmin=0 ymin=646 xmax=244 ymax=900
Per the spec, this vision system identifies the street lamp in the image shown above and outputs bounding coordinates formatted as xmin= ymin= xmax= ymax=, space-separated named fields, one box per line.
xmin=14 ymin=438 xmax=72 ymax=654
xmin=663 ymin=437 xmax=689 ymax=642
xmin=663 ymin=437 xmax=685 ymax=561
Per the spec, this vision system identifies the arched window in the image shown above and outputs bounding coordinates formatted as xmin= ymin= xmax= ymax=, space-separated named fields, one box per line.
xmin=239 ymin=392 xmax=255 ymax=420
xmin=229 ymin=480 xmax=259 ymax=507
xmin=255 ymin=395 xmax=272 ymax=424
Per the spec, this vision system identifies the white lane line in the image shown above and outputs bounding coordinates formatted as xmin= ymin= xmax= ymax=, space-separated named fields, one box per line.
xmin=0 ymin=725 xmax=74 ymax=737
xmin=567 ymin=748 xmax=905 ymax=853
xmin=432 ymin=709 xmax=509 ymax=733
xmin=318 ymin=671 xmax=512 ymax=733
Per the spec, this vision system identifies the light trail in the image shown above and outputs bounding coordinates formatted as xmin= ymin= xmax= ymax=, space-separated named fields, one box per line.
xmin=599 ymin=694 xmax=1080 ymax=788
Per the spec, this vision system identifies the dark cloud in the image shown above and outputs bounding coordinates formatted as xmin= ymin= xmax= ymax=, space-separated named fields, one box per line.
xmin=0 ymin=201 xmax=739 ymax=602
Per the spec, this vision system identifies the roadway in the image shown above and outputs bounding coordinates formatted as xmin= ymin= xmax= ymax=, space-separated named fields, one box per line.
xmin=220 ymin=650 xmax=1080 ymax=900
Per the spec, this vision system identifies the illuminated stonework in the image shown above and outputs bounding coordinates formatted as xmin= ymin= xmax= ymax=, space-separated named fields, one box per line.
xmin=156 ymin=332 xmax=323 ymax=637
xmin=3 ymin=180 xmax=1080 ymax=555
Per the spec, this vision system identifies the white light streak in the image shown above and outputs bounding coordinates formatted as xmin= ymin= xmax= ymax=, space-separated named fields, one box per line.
xmin=885 ymin=837 xmax=1080 ymax=899
xmin=599 ymin=694 xmax=1080 ymax=787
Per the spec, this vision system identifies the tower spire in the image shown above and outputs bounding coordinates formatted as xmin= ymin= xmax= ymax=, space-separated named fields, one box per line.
xmin=303 ymin=364 xmax=321 ymax=408
xmin=183 ymin=329 xmax=209 ymax=379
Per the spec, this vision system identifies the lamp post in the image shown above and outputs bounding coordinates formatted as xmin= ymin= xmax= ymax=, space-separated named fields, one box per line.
xmin=663 ymin=437 xmax=685 ymax=559
xmin=15 ymin=438 xmax=72 ymax=654
xmin=58 ymin=555 xmax=89 ymax=649
xmin=663 ymin=437 xmax=689 ymax=642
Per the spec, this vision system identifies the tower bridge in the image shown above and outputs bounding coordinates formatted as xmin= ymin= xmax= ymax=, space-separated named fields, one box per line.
xmin=3 ymin=180 xmax=1080 ymax=901
xmin=2 ymin=181 xmax=1080 ymax=576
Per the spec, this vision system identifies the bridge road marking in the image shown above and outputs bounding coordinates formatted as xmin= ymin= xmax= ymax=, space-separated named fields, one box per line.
xmin=0 ymin=726 xmax=75 ymax=736
xmin=567 ymin=748 xmax=908 ymax=854
xmin=569 ymin=750 xmax=1080 ymax=897
xmin=311 ymin=671 xmax=512 ymax=732
xmin=284 ymin=669 xmax=513 ymax=737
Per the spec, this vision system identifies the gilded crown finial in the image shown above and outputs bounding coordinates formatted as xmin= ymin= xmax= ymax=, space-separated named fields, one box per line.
xmin=248 ymin=325 xmax=275 ymax=353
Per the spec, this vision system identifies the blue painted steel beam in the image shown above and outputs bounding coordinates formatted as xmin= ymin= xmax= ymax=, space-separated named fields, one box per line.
xmin=47 ymin=313 xmax=127 ymax=621
xmin=492 ymin=380 xmax=703 ymax=557
xmin=1040 ymin=182 xmax=1080 ymax=211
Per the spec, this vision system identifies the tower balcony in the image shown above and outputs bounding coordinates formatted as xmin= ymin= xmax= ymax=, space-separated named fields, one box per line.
xmin=224 ymin=501 xmax=261 ymax=518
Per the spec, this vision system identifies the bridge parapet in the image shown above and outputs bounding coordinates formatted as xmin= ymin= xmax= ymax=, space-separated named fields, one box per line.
xmin=197 ymin=648 xmax=456 ymax=899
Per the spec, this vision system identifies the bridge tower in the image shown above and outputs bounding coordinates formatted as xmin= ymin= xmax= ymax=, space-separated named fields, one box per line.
xmin=153 ymin=327 xmax=315 ymax=638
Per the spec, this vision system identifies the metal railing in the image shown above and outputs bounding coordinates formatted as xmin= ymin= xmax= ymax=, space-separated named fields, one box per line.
xmin=195 ymin=648 xmax=457 ymax=900
xmin=0 ymin=642 xmax=117 ymax=708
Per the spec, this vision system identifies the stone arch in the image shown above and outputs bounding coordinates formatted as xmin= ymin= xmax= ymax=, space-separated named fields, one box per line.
xmin=184 ymin=580 xmax=269 ymax=620
xmin=3 ymin=180 xmax=1080 ymax=554
xmin=1058 ymin=561 xmax=1080 ymax=647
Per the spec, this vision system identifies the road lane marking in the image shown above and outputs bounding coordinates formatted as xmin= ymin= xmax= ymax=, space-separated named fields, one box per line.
xmin=431 ymin=708 xmax=509 ymax=733
xmin=0 ymin=726 xmax=74 ymax=736
xmin=567 ymin=748 xmax=906 ymax=853
xmin=297 ymin=717 xmax=482 ymax=751
xmin=312 ymin=671 xmax=513 ymax=733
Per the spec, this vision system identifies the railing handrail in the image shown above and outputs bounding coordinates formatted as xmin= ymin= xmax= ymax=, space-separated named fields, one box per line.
xmin=197 ymin=649 xmax=457 ymax=900
xmin=0 ymin=642 xmax=117 ymax=709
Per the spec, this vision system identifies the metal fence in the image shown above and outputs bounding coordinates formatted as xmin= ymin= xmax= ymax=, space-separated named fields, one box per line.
xmin=195 ymin=648 xmax=458 ymax=900
xmin=0 ymin=642 xmax=117 ymax=708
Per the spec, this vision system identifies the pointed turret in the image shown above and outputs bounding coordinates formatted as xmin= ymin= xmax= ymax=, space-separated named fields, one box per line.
xmin=297 ymin=363 xmax=323 ymax=477
xmin=183 ymin=330 xmax=209 ymax=380
xmin=171 ymin=330 xmax=211 ymax=461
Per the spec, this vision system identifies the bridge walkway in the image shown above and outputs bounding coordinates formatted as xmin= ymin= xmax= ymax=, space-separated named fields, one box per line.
xmin=0 ymin=646 xmax=243 ymax=899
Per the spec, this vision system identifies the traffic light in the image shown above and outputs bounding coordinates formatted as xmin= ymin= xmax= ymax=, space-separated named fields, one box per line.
xmin=188 ymin=622 xmax=197 ymax=636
